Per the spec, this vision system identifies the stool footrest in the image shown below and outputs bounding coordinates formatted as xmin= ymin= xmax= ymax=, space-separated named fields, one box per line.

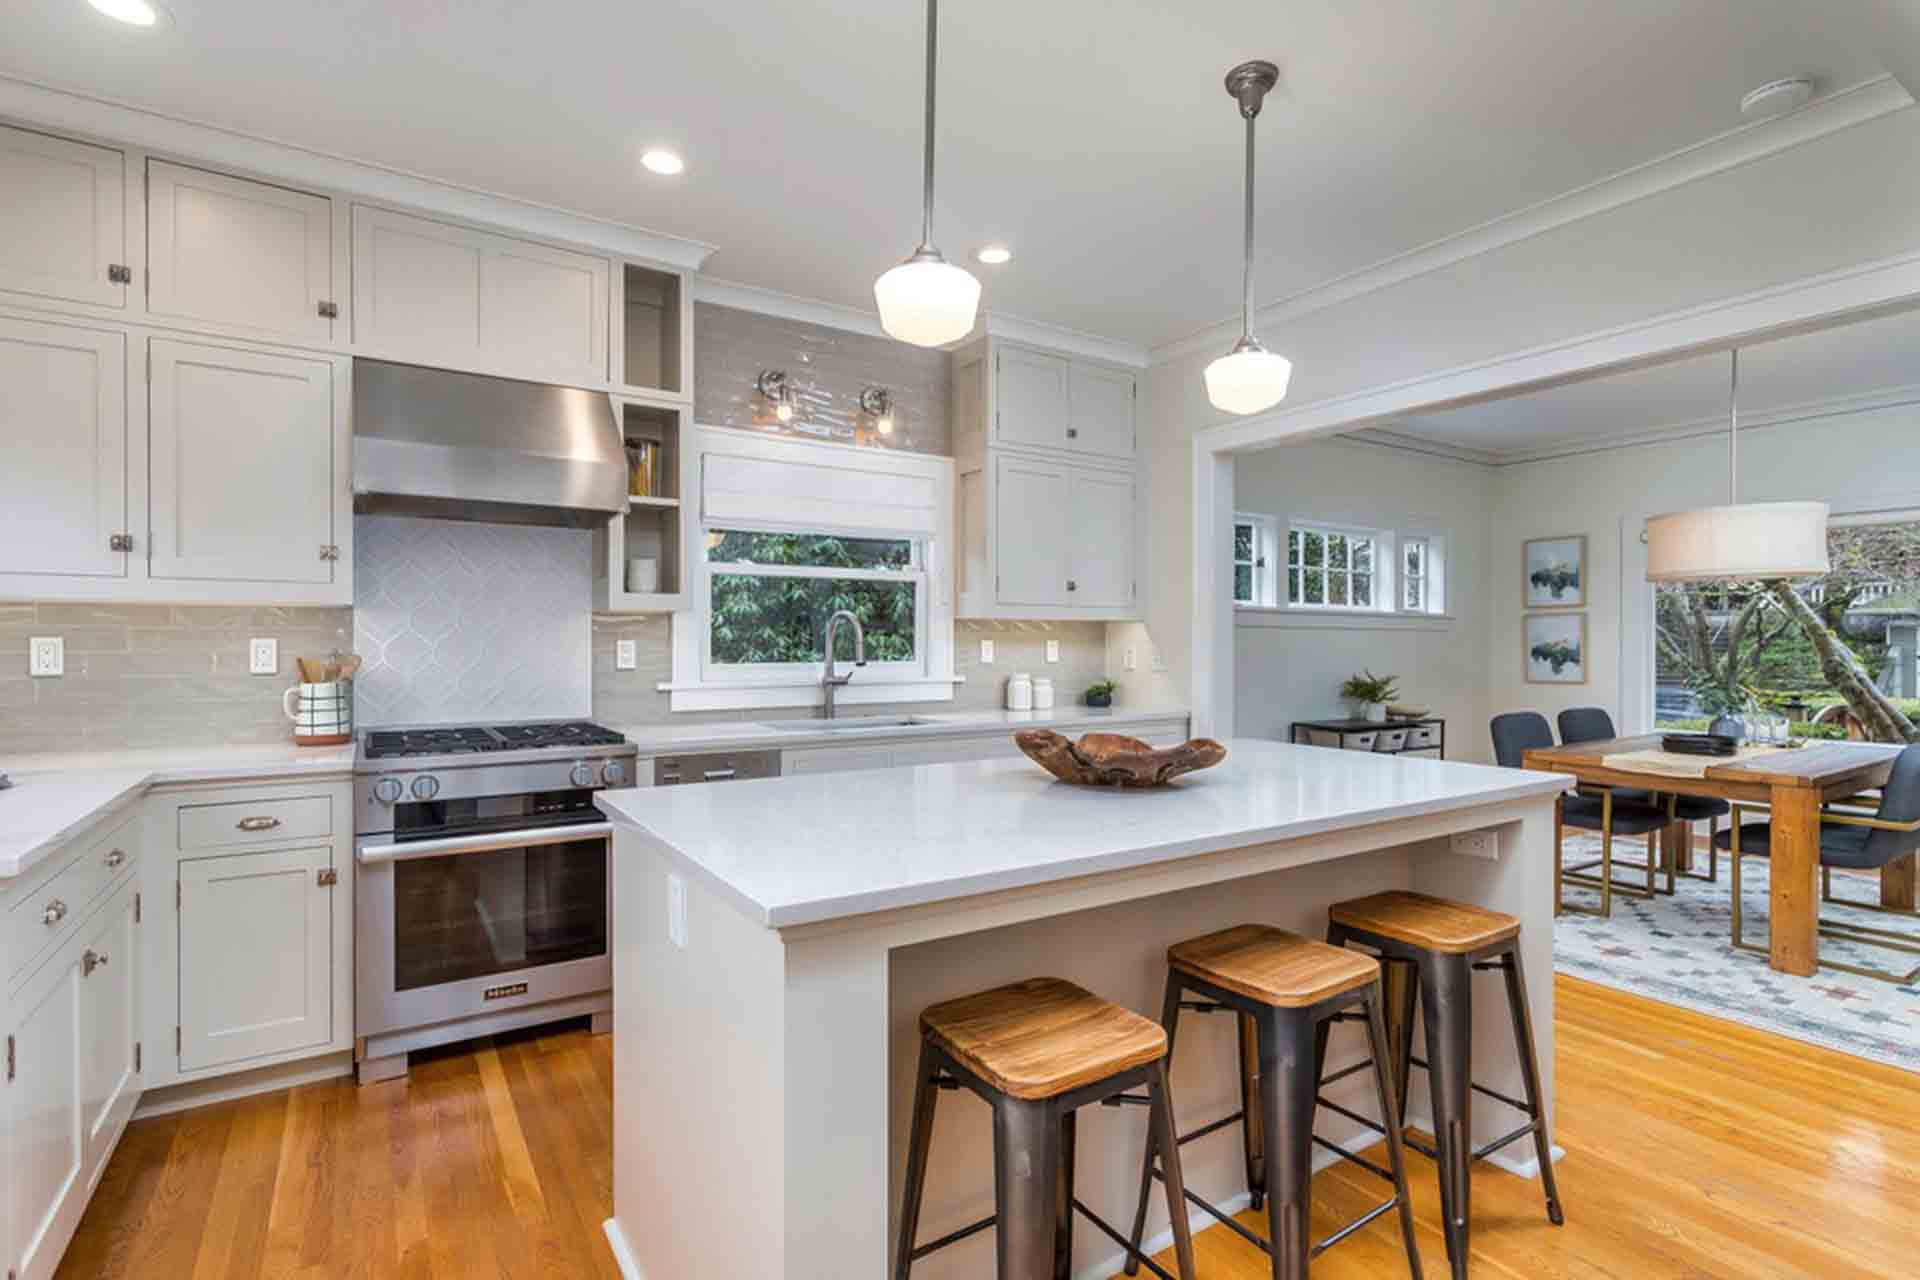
xmin=1098 ymin=1092 xmax=1152 ymax=1109
xmin=1311 ymin=1133 xmax=1397 ymax=1184
xmin=1405 ymin=1056 xmax=1537 ymax=1115
xmin=1475 ymin=1119 xmax=1544 ymax=1162
xmin=907 ymin=1213 xmax=996 ymax=1260
xmin=1071 ymin=1200 xmax=1180 ymax=1280
xmin=1150 ymin=1166 xmax=1407 ymax=1263
xmin=1180 ymin=999 xmax=1232 ymax=1014
xmin=1319 ymin=1058 xmax=1373 ymax=1087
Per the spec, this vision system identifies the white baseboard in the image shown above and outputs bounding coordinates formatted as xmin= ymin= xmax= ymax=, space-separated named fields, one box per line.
xmin=132 ymin=1052 xmax=354 ymax=1119
xmin=604 ymin=1217 xmax=644 ymax=1279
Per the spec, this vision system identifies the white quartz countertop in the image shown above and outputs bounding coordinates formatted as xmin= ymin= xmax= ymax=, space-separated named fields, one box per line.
xmin=0 ymin=743 xmax=356 ymax=880
xmin=609 ymin=704 xmax=1190 ymax=755
xmin=597 ymin=738 xmax=1572 ymax=929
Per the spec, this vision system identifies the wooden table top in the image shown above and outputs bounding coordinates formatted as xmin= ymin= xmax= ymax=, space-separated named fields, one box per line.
xmin=1525 ymin=735 xmax=1900 ymax=793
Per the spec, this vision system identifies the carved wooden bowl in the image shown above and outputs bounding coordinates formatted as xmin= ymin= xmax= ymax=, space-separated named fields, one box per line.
xmin=1014 ymin=730 xmax=1227 ymax=788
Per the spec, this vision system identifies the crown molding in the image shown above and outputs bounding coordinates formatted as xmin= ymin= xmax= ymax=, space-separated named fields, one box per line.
xmin=1339 ymin=428 xmax=1504 ymax=468
xmin=979 ymin=311 xmax=1149 ymax=368
xmin=1153 ymin=76 xmax=1913 ymax=366
xmin=0 ymin=73 xmax=716 ymax=272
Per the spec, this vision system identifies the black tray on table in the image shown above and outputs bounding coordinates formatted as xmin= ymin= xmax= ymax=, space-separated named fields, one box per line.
xmin=1661 ymin=732 xmax=1739 ymax=757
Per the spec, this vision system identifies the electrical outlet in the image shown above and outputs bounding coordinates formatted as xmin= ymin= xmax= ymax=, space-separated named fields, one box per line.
xmin=979 ymin=638 xmax=994 ymax=664
xmin=1449 ymin=830 xmax=1500 ymax=861
xmin=29 ymin=636 xmax=63 ymax=677
xmin=1045 ymin=639 xmax=1060 ymax=663
xmin=248 ymin=638 xmax=278 ymax=676
xmin=667 ymin=873 xmax=688 ymax=949
xmin=615 ymin=639 xmax=637 ymax=671
xmin=1151 ymin=647 xmax=1167 ymax=672
xmin=1123 ymin=645 xmax=1138 ymax=671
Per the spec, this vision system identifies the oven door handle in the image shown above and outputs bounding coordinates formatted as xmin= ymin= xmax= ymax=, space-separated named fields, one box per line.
xmin=355 ymin=822 xmax=613 ymax=865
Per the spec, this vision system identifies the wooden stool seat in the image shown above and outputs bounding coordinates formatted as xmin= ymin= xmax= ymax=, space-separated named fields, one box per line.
xmin=919 ymin=977 xmax=1167 ymax=1101
xmin=1329 ymin=890 xmax=1519 ymax=954
xmin=1168 ymin=924 xmax=1379 ymax=1008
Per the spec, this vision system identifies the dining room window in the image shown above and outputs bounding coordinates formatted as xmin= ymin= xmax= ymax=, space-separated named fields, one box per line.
xmin=1288 ymin=522 xmax=1382 ymax=609
xmin=1233 ymin=513 xmax=1278 ymax=606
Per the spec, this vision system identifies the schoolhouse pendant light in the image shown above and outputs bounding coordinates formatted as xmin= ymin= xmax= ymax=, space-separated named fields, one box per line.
xmin=874 ymin=0 xmax=981 ymax=348
xmin=1205 ymin=60 xmax=1293 ymax=416
xmin=1645 ymin=349 xmax=1830 ymax=582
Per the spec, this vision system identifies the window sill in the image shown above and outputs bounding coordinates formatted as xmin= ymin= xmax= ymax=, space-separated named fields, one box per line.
xmin=1235 ymin=606 xmax=1457 ymax=632
xmin=659 ymin=674 xmax=965 ymax=714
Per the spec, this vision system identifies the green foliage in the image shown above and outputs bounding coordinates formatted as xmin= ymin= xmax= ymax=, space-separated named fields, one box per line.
xmin=1339 ymin=669 xmax=1400 ymax=703
xmin=1657 ymin=715 xmax=1846 ymax=741
xmin=706 ymin=531 xmax=915 ymax=665
xmin=1085 ymin=679 xmax=1118 ymax=699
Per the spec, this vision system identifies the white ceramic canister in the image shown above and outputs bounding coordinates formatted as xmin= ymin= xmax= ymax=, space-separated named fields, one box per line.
xmin=283 ymin=680 xmax=353 ymax=746
xmin=1006 ymin=672 xmax=1034 ymax=711
xmin=1032 ymin=676 xmax=1055 ymax=710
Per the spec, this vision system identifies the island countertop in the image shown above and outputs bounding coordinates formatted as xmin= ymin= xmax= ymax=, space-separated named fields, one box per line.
xmin=596 ymin=737 xmax=1572 ymax=928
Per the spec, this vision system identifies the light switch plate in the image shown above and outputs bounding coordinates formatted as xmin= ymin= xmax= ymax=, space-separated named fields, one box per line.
xmin=1045 ymin=639 xmax=1060 ymax=663
xmin=29 ymin=636 xmax=63 ymax=677
xmin=249 ymin=638 xmax=278 ymax=676
xmin=667 ymin=872 xmax=688 ymax=949
xmin=615 ymin=639 xmax=637 ymax=671
xmin=979 ymin=639 xmax=995 ymax=664
xmin=1123 ymin=645 xmax=1138 ymax=671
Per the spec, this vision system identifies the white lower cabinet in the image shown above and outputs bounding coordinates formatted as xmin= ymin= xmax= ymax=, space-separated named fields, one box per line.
xmin=178 ymin=845 xmax=335 ymax=1073
xmin=78 ymin=885 xmax=139 ymax=1156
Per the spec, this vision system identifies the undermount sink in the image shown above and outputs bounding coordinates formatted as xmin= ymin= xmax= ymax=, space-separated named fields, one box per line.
xmin=760 ymin=716 xmax=941 ymax=733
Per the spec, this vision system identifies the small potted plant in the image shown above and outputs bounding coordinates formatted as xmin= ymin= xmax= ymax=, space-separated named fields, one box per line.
xmin=1084 ymin=678 xmax=1118 ymax=709
xmin=1339 ymin=670 xmax=1399 ymax=723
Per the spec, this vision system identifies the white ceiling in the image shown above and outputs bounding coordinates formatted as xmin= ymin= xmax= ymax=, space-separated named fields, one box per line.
xmin=0 ymin=0 xmax=1890 ymax=347
xmin=1379 ymin=303 xmax=1920 ymax=458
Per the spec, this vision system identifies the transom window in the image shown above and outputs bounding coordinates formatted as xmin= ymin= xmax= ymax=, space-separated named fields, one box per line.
xmin=1403 ymin=536 xmax=1431 ymax=612
xmin=704 ymin=529 xmax=922 ymax=671
xmin=1233 ymin=514 xmax=1278 ymax=606
xmin=1233 ymin=518 xmax=1446 ymax=616
xmin=1289 ymin=523 xmax=1377 ymax=609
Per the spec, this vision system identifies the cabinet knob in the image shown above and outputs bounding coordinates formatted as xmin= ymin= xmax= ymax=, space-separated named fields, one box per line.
xmin=109 ymin=533 xmax=134 ymax=552
xmin=105 ymin=848 xmax=127 ymax=869
xmin=318 ymin=300 xmax=340 ymax=319
xmin=1067 ymin=579 xmax=1078 ymax=592
xmin=42 ymin=899 xmax=68 ymax=926
xmin=82 ymin=949 xmax=108 ymax=978
xmin=107 ymin=264 xmax=132 ymax=284
xmin=319 ymin=545 xmax=341 ymax=562
xmin=1066 ymin=428 xmax=1078 ymax=439
xmin=317 ymin=867 xmax=340 ymax=888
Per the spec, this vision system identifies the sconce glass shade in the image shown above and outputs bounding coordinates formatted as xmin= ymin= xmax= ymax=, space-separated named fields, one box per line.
xmin=1204 ymin=338 xmax=1293 ymax=416
xmin=875 ymin=252 xmax=981 ymax=348
xmin=1645 ymin=501 xmax=1831 ymax=582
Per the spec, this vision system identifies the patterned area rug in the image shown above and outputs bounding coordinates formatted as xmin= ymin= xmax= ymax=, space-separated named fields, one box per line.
xmin=1553 ymin=833 xmax=1920 ymax=1072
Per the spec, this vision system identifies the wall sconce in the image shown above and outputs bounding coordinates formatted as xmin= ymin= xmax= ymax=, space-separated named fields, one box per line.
xmin=757 ymin=369 xmax=796 ymax=423
xmin=860 ymin=386 xmax=895 ymax=436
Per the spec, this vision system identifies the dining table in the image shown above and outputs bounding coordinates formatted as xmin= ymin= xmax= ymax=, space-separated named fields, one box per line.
xmin=1522 ymin=734 xmax=1908 ymax=976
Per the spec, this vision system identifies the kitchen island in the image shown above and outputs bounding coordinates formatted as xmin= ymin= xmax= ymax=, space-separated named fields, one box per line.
xmin=596 ymin=739 xmax=1571 ymax=1279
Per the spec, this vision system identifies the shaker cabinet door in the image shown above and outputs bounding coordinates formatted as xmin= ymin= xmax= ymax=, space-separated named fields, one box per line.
xmin=992 ymin=455 xmax=1070 ymax=607
xmin=1066 ymin=469 xmax=1135 ymax=607
xmin=4 ymin=950 xmax=84 ymax=1280
xmin=147 ymin=339 xmax=337 ymax=585
xmin=77 ymin=880 xmax=140 ymax=1166
xmin=0 ymin=317 xmax=128 ymax=579
xmin=0 ymin=125 xmax=126 ymax=309
xmin=1068 ymin=363 xmax=1135 ymax=461
xmin=146 ymin=161 xmax=335 ymax=342
xmin=994 ymin=348 xmax=1070 ymax=452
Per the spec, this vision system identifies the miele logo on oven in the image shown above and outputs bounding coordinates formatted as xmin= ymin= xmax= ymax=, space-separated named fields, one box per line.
xmin=484 ymin=982 xmax=531 ymax=1001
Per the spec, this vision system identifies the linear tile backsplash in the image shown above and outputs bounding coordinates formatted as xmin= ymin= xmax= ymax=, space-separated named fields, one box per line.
xmin=592 ymin=617 xmax=1113 ymax=727
xmin=693 ymin=302 xmax=951 ymax=456
xmin=0 ymin=603 xmax=353 ymax=755
xmin=353 ymin=517 xmax=591 ymax=727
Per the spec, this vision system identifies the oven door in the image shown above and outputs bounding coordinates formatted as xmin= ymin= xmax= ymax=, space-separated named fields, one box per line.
xmin=355 ymin=823 xmax=612 ymax=1038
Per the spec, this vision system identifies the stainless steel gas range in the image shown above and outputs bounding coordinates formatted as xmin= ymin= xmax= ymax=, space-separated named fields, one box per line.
xmin=352 ymin=720 xmax=637 ymax=1084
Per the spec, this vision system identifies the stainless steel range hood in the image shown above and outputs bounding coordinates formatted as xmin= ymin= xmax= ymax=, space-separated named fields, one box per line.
xmin=352 ymin=360 xmax=628 ymax=528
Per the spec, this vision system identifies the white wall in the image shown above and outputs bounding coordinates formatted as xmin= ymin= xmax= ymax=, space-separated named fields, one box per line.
xmin=1231 ymin=438 xmax=1496 ymax=759
xmin=1491 ymin=397 xmax=1920 ymax=731
xmin=1135 ymin=104 xmax=1920 ymax=724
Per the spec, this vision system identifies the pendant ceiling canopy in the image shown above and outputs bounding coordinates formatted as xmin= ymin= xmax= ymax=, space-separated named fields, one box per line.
xmin=873 ymin=0 xmax=981 ymax=348
xmin=1644 ymin=349 xmax=1831 ymax=583
xmin=1204 ymin=59 xmax=1293 ymax=417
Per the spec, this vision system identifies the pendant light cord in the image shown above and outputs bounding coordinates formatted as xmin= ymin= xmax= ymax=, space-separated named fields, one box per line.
xmin=1242 ymin=111 xmax=1256 ymax=339
xmin=1728 ymin=348 xmax=1740 ymax=504
xmin=920 ymin=0 xmax=938 ymax=252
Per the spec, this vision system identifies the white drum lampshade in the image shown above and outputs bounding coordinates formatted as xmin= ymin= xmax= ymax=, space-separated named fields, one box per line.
xmin=1205 ymin=340 xmax=1294 ymax=416
xmin=874 ymin=254 xmax=981 ymax=348
xmin=1645 ymin=501 xmax=1831 ymax=582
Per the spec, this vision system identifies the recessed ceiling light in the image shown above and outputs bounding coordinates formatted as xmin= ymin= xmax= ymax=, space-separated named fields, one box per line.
xmin=1740 ymin=77 xmax=1815 ymax=120
xmin=976 ymin=245 xmax=1013 ymax=265
xmin=640 ymin=148 xmax=685 ymax=176
xmin=86 ymin=0 xmax=161 ymax=26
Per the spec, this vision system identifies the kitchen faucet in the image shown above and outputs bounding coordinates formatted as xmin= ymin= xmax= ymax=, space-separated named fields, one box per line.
xmin=822 ymin=610 xmax=867 ymax=719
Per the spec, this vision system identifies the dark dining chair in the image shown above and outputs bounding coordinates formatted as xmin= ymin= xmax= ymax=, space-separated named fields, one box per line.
xmin=1551 ymin=706 xmax=1735 ymax=898
xmin=1714 ymin=744 xmax=1920 ymax=984
xmin=1492 ymin=712 xmax=1668 ymax=918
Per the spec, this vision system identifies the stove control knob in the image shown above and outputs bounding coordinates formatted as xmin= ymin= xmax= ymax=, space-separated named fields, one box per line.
xmin=373 ymin=778 xmax=404 ymax=806
xmin=570 ymin=762 xmax=597 ymax=788
xmin=410 ymin=775 xmax=441 ymax=801
xmin=600 ymin=760 xmax=628 ymax=787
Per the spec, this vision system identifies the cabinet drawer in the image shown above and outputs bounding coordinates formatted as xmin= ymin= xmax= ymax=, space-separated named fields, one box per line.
xmin=177 ymin=795 xmax=332 ymax=851
xmin=8 ymin=813 xmax=138 ymax=982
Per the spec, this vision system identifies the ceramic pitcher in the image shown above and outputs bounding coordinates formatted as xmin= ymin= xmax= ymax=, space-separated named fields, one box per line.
xmin=283 ymin=680 xmax=353 ymax=746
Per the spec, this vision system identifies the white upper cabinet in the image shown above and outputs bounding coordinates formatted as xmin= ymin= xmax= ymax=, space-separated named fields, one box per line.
xmin=995 ymin=348 xmax=1071 ymax=452
xmin=146 ymin=161 xmax=335 ymax=342
xmin=1067 ymin=469 xmax=1134 ymax=606
xmin=1068 ymin=362 xmax=1135 ymax=460
xmin=0 ymin=317 xmax=128 ymax=579
xmin=147 ymin=339 xmax=339 ymax=586
xmin=0 ymin=125 xmax=126 ymax=310
xmin=993 ymin=455 xmax=1071 ymax=607
xmin=352 ymin=205 xmax=610 ymax=385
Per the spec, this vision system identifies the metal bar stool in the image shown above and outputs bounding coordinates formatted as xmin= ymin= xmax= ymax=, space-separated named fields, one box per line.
xmin=1121 ymin=925 xmax=1423 ymax=1280
xmin=895 ymin=977 xmax=1197 ymax=1280
xmin=1325 ymin=892 xmax=1564 ymax=1280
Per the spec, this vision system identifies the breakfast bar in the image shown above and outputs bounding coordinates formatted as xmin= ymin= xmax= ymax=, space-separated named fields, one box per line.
xmin=596 ymin=739 xmax=1571 ymax=1278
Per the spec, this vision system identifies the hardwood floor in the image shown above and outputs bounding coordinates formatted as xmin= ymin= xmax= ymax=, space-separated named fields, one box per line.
xmin=57 ymin=978 xmax=1918 ymax=1279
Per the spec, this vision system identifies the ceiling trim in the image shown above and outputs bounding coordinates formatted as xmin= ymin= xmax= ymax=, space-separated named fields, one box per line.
xmin=979 ymin=311 xmax=1149 ymax=369
xmin=1153 ymin=75 xmax=1914 ymax=366
xmin=0 ymin=72 xmax=717 ymax=271
xmin=1338 ymin=428 xmax=1503 ymax=468
xmin=1199 ymin=243 xmax=1920 ymax=456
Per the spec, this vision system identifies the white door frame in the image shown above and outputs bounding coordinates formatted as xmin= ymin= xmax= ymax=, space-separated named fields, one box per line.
xmin=1188 ymin=247 xmax=1920 ymax=739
